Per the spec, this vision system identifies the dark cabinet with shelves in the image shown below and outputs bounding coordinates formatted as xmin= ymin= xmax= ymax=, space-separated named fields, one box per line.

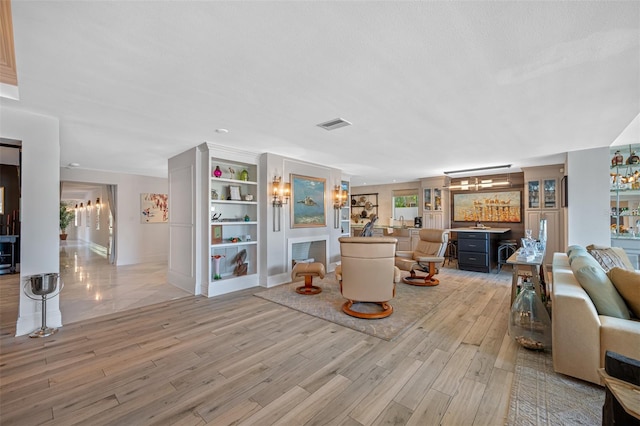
xmin=457 ymin=232 xmax=498 ymax=273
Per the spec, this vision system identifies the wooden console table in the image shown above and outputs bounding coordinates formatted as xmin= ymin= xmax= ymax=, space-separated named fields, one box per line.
xmin=506 ymin=248 xmax=545 ymax=305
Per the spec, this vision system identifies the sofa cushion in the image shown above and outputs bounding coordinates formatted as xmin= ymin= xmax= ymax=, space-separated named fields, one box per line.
xmin=567 ymin=244 xmax=587 ymax=257
xmin=567 ymin=245 xmax=589 ymax=265
xmin=586 ymin=245 xmax=633 ymax=272
xmin=607 ymin=267 xmax=640 ymax=318
xmin=569 ymin=253 xmax=601 ymax=270
xmin=571 ymin=256 xmax=631 ymax=319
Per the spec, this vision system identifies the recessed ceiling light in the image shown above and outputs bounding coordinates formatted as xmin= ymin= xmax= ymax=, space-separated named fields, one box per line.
xmin=215 ymin=128 xmax=229 ymax=134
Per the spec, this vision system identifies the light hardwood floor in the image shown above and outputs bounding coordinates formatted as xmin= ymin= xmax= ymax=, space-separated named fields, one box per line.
xmin=0 ymin=255 xmax=519 ymax=425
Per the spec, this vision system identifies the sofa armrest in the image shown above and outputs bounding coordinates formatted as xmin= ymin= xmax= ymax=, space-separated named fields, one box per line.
xmin=600 ymin=316 xmax=640 ymax=370
xmin=396 ymin=251 xmax=413 ymax=259
xmin=416 ymin=256 xmax=445 ymax=263
xmin=552 ymin=254 xmax=603 ymax=385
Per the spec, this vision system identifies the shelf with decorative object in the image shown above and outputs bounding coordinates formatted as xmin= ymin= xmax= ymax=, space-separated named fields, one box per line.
xmin=208 ymin=156 xmax=258 ymax=294
xmin=611 ymin=146 xmax=640 ymax=248
xmin=350 ymin=193 xmax=378 ymax=224
xmin=339 ymin=180 xmax=350 ymax=236
xmin=168 ymin=143 xmax=260 ymax=298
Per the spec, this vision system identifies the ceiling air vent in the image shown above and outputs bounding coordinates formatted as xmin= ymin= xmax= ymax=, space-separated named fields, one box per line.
xmin=317 ymin=118 xmax=352 ymax=131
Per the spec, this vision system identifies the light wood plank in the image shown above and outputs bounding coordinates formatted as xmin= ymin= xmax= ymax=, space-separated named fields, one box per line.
xmin=406 ymin=388 xmax=451 ymax=426
xmin=0 ymin=265 xmax=522 ymax=425
xmin=349 ymin=357 xmax=423 ymax=425
xmin=440 ymin=377 xmax=486 ymax=425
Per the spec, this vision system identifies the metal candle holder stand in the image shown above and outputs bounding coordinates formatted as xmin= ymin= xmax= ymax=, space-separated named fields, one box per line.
xmin=23 ymin=273 xmax=63 ymax=338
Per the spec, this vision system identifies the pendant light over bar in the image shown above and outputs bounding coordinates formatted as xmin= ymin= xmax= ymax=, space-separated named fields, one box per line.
xmin=448 ymin=177 xmax=511 ymax=190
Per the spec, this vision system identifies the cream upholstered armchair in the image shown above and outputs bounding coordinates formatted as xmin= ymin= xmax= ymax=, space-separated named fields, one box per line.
xmin=335 ymin=236 xmax=401 ymax=319
xmin=395 ymin=229 xmax=448 ymax=286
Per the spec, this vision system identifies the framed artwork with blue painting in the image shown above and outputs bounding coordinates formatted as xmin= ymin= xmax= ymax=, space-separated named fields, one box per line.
xmin=291 ymin=174 xmax=326 ymax=228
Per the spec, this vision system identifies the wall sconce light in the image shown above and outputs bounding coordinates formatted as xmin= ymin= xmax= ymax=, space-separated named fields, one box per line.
xmin=80 ymin=202 xmax=84 ymax=209
xmin=96 ymin=197 xmax=100 ymax=205
xmin=271 ymin=177 xmax=290 ymax=206
xmin=272 ymin=176 xmax=283 ymax=207
xmin=75 ymin=204 xmax=78 ymax=209
xmin=333 ymin=185 xmax=346 ymax=228
xmin=87 ymin=200 xmax=92 ymax=210
xmin=271 ymin=176 xmax=290 ymax=232
xmin=333 ymin=185 xmax=342 ymax=209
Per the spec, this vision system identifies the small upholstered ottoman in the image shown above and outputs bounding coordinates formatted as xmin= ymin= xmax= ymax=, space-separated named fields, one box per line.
xmin=291 ymin=262 xmax=325 ymax=295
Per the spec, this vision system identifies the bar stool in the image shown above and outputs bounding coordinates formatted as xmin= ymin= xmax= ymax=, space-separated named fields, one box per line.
xmin=445 ymin=240 xmax=458 ymax=267
xmin=497 ymin=239 xmax=517 ymax=273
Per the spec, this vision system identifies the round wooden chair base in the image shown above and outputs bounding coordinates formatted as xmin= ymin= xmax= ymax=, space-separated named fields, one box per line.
xmin=402 ymin=276 xmax=440 ymax=286
xmin=342 ymin=301 xmax=393 ymax=319
xmin=296 ymin=285 xmax=322 ymax=295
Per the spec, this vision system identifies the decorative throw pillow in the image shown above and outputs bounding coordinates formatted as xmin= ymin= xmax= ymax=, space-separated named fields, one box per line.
xmin=607 ymin=267 xmax=640 ymax=318
xmin=571 ymin=256 xmax=631 ymax=319
xmin=586 ymin=245 xmax=633 ymax=272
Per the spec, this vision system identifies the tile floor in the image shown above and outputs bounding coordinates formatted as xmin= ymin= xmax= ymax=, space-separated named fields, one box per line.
xmin=58 ymin=240 xmax=190 ymax=324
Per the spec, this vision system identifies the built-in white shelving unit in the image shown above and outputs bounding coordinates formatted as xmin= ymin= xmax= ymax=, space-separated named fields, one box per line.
xmin=168 ymin=143 xmax=260 ymax=297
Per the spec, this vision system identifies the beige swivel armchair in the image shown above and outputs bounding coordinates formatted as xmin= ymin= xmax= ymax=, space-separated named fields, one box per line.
xmin=395 ymin=228 xmax=448 ymax=286
xmin=336 ymin=236 xmax=401 ymax=319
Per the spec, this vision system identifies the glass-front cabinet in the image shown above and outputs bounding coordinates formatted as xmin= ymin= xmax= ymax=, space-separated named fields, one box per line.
xmin=424 ymin=187 xmax=442 ymax=211
xmin=421 ymin=176 xmax=449 ymax=230
xmin=527 ymin=179 xmax=557 ymax=209
xmin=523 ymin=165 xmax=565 ymax=268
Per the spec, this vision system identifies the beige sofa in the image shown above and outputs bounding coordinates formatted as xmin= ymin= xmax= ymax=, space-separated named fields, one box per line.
xmin=551 ymin=252 xmax=640 ymax=384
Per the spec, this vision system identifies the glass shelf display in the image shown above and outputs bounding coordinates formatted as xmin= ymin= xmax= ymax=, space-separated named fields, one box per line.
xmin=611 ymin=146 xmax=640 ymax=240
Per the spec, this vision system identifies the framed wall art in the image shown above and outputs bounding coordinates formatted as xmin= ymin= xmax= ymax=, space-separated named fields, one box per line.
xmin=452 ymin=190 xmax=521 ymax=223
xmin=140 ymin=193 xmax=169 ymax=223
xmin=229 ymin=185 xmax=241 ymax=201
xmin=291 ymin=174 xmax=326 ymax=228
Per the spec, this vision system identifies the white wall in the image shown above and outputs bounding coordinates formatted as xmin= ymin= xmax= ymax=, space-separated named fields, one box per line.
xmin=352 ymin=181 xmax=422 ymax=227
xmin=566 ymin=146 xmax=611 ymax=247
xmin=0 ymin=106 xmax=61 ymax=336
xmin=60 ymin=168 xmax=169 ymax=265
xmin=259 ymin=153 xmax=344 ymax=287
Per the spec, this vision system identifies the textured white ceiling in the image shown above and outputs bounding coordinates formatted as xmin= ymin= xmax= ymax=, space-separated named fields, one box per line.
xmin=6 ymin=1 xmax=640 ymax=186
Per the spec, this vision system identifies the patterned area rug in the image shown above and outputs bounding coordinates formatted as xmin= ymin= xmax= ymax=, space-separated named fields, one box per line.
xmin=508 ymin=347 xmax=604 ymax=425
xmin=254 ymin=270 xmax=468 ymax=341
